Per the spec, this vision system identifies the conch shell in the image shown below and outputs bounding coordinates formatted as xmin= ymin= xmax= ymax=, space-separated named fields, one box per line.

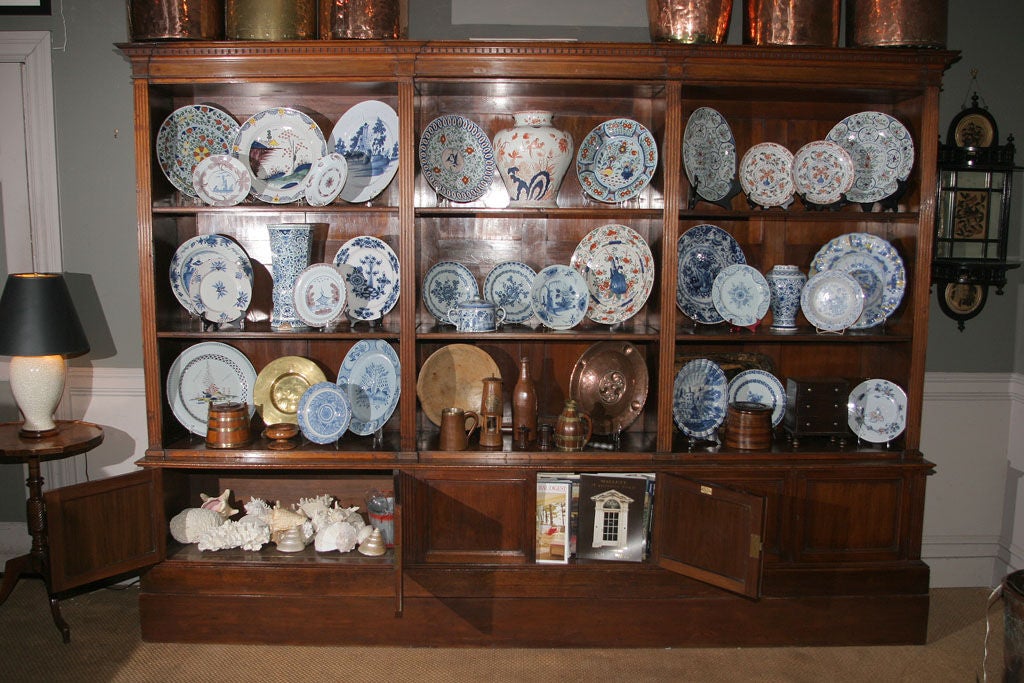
xmin=269 ymin=504 xmax=306 ymax=532
xmin=200 ymin=489 xmax=238 ymax=518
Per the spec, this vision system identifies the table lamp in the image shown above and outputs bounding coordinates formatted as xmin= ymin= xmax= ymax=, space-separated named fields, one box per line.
xmin=0 ymin=273 xmax=90 ymax=438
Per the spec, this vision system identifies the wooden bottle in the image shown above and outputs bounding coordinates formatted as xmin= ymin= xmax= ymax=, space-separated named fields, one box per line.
xmin=512 ymin=357 xmax=538 ymax=446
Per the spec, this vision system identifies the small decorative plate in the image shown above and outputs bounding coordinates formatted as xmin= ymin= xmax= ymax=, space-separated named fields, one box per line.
xmin=166 ymin=342 xmax=257 ymax=436
xmin=672 ymin=358 xmax=728 ymax=439
xmin=826 ymin=111 xmax=915 ymax=205
xmin=791 ymin=140 xmax=855 ymax=206
xmin=416 ymin=344 xmax=500 ymax=426
xmin=728 ymin=369 xmax=786 ymax=427
xmin=800 ymin=270 xmax=865 ymax=333
xmin=530 ymin=265 xmax=589 ymax=330
xmin=739 ymin=142 xmax=795 ymax=209
xmin=254 ymin=356 xmax=328 ymax=426
xmin=293 ymin=263 xmax=347 ymax=328
xmin=569 ymin=223 xmax=655 ymax=325
xmin=232 ymin=107 xmax=328 ymax=204
xmin=847 ymin=379 xmax=907 ymax=443
xmin=336 ymin=340 xmax=401 ymax=436
xmin=576 ymin=118 xmax=658 ymax=203
xmin=192 ymin=154 xmax=251 ymax=207
xmin=332 ymin=236 xmax=400 ymax=321
xmin=676 ymin=224 xmax=747 ymax=324
xmin=297 ymin=381 xmax=352 ymax=444
xmin=329 ymin=100 xmax=400 ymax=204
xmin=304 ymin=153 xmax=348 ymax=206
xmin=711 ymin=264 xmax=771 ymax=328
xmin=682 ymin=107 xmax=737 ymax=203
xmin=191 ymin=258 xmax=252 ymax=324
xmin=483 ymin=261 xmax=536 ymax=324
xmin=156 ymin=104 xmax=239 ymax=198
xmin=810 ymin=232 xmax=906 ymax=329
xmin=170 ymin=235 xmax=254 ymax=317
xmin=569 ymin=341 xmax=649 ymax=436
xmin=418 ymin=114 xmax=495 ymax=202
xmin=422 ymin=261 xmax=479 ymax=323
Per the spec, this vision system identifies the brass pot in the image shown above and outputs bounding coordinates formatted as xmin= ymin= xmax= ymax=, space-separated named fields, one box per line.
xmin=744 ymin=0 xmax=840 ymax=47
xmin=226 ymin=0 xmax=317 ymax=40
xmin=646 ymin=0 xmax=732 ymax=44
xmin=127 ymin=0 xmax=224 ymax=41
xmin=846 ymin=0 xmax=948 ymax=48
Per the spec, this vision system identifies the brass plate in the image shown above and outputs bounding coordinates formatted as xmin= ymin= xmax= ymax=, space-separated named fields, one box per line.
xmin=254 ymin=356 xmax=327 ymax=425
xmin=569 ymin=341 xmax=649 ymax=436
xmin=417 ymin=344 xmax=500 ymax=426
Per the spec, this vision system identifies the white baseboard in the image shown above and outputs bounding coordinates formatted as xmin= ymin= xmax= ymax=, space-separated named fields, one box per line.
xmin=0 ymin=522 xmax=30 ymax=564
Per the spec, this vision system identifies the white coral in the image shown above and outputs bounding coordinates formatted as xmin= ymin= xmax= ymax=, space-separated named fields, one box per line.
xmin=243 ymin=497 xmax=273 ymax=521
xmin=196 ymin=519 xmax=271 ymax=551
xmin=297 ymin=494 xmax=334 ymax=520
xmin=169 ymin=508 xmax=225 ymax=544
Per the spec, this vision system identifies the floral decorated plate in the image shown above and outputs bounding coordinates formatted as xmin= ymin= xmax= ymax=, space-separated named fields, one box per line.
xmin=826 ymin=111 xmax=914 ymax=205
xmin=791 ymin=140 xmax=855 ymax=206
xmin=847 ymin=379 xmax=907 ymax=443
xmin=332 ymin=236 xmax=400 ymax=321
xmin=192 ymin=154 xmax=251 ymax=207
xmin=329 ymin=100 xmax=400 ymax=204
xmin=303 ymin=153 xmax=348 ymax=206
xmin=676 ymin=224 xmax=747 ymax=324
xmin=576 ymin=118 xmax=658 ymax=203
xmin=190 ymin=258 xmax=252 ymax=324
xmin=530 ymin=265 xmax=589 ymax=330
xmin=483 ymin=261 xmax=536 ymax=324
xmin=254 ymin=356 xmax=327 ymax=427
xmin=167 ymin=342 xmax=257 ymax=436
xmin=739 ymin=142 xmax=795 ymax=209
xmin=336 ymin=340 xmax=401 ymax=436
xmin=711 ymin=264 xmax=770 ymax=328
xmin=682 ymin=107 xmax=737 ymax=203
xmin=418 ymin=114 xmax=495 ymax=202
xmin=423 ymin=261 xmax=479 ymax=323
xmin=170 ymin=235 xmax=253 ymax=317
xmin=232 ymin=107 xmax=327 ymax=204
xmin=297 ymin=382 xmax=352 ymax=445
xmin=156 ymin=104 xmax=239 ymax=198
xmin=800 ymin=270 xmax=865 ymax=333
xmin=569 ymin=223 xmax=655 ymax=325
xmin=728 ymin=369 xmax=786 ymax=427
xmin=672 ymin=358 xmax=728 ymax=439
xmin=293 ymin=263 xmax=347 ymax=328
xmin=810 ymin=232 xmax=905 ymax=329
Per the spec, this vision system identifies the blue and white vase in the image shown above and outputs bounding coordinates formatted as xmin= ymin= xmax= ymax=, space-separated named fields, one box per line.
xmin=268 ymin=223 xmax=313 ymax=330
xmin=766 ymin=265 xmax=807 ymax=330
xmin=493 ymin=111 xmax=572 ymax=208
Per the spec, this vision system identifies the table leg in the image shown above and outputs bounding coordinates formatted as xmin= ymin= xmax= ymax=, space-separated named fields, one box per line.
xmin=49 ymin=594 xmax=70 ymax=643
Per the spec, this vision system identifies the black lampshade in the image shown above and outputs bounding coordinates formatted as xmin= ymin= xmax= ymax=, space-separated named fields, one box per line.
xmin=0 ymin=273 xmax=90 ymax=357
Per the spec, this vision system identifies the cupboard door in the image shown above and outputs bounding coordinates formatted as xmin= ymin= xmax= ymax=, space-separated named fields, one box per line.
xmin=45 ymin=470 xmax=163 ymax=593
xmin=654 ymin=474 xmax=766 ymax=598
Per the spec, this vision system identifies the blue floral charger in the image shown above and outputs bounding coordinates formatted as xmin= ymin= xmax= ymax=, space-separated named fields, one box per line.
xmin=672 ymin=358 xmax=728 ymax=439
xmin=332 ymin=236 xmax=400 ymax=321
xmin=423 ymin=261 xmax=479 ymax=323
xmin=336 ymin=340 xmax=400 ymax=436
xmin=711 ymin=264 xmax=770 ymax=328
xmin=297 ymin=382 xmax=352 ymax=445
xmin=170 ymin=234 xmax=254 ymax=318
xmin=676 ymin=224 xmax=746 ymax=325
xmin=483 ymin=261 xmax=536 ymax=324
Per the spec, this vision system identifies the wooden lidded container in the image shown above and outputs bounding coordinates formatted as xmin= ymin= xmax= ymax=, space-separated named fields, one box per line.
xmin=723 ymin=401 xmax=773 ymax=450
xmin=206 ymin=402 xmax=251 ymax=449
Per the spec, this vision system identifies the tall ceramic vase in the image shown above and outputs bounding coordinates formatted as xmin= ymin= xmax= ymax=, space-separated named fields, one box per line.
xmin=268 ymin=223 xmax=313 ymax=330
xmin=766 ymin=265 xmax=807 ymax=330
xmin=493 ymin=111 xmax=573 ymax=208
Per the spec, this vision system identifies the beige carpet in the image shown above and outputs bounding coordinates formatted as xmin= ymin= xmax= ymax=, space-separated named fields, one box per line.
xmin=0 ymin=580 xmax=1006 ymax=682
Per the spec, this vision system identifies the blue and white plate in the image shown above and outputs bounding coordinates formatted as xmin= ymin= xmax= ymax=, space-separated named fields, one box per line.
xmin=576 ymin=118 xmax=658 ymax=203
xmin=297 ymin=382 xmax=352 ymax=444
xmin=711 ymin=264 xmax=770 ymax=328
xmin=329 ymin=100 xmax=400 ymax=204
xmin=336 ymin=340 xmax=401 ymax=436
xmin=728 ymin=369 xmax=786 ymax=427
xmin=419 ymin=114 xmax=495 ymax=202
xmin=683 ymin=107 xmax=737 ymax=203
xmin=809 ymin=232 xmax=905 ymax=329
xmin=483 ymin=261 xmax=536 ymax=324
xmin=332 ymin=236 xmax=400 ymax=321
xmin=800 ymin=270 xmax=865 ymax=332
xmin=826 ymin=111 xmax=914 ymax=205
xmin=530 ymin=265 xmax=589 ymax=330
xmin=232 ymin=107 xmax=327 ymax=204
xmin=672 ymin=358 xmax=728 ymax=439
xmin=170 ymin=235 xmax=254 ymax=317
xmin=676 ymin=224 xmax=746 ymax=324
xmin=167 ymin=342 xmax=257 ymax=437
xmin=191 ymin=258 xmax=252 ymax=324
xmin=847 ymin=379 xmax=907 ymax=443
xmin=423 ymin=261 xmax=479 ymax=323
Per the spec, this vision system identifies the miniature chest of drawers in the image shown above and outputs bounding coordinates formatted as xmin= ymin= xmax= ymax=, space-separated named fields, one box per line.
xmin=783 ymin=377 xmax=850 ymax=446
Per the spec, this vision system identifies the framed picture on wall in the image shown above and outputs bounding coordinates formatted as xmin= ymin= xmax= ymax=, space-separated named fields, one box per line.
xmin=0 ymin=0 xmax=50 ymax=15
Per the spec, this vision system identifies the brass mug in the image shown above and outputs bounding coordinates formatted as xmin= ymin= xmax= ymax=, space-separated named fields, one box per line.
xmin=439 ymin=408 xmax=479 ymax=451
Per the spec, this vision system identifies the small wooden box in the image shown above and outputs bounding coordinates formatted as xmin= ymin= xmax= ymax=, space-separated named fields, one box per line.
xmin=783 ymin=377 xmax=849 ymax=444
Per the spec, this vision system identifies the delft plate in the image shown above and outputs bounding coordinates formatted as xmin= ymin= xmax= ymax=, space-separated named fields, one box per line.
xmin=332 ymin=236 xmax=400 ymax=321
xmin=576 ymin=118 xmax=658 ymax=203
xmin=156 ymin=104 xmax=239 ymax=198
xmin=569 ymin=223 xmax=655 ymax=325
xmin=336 ymin=339 xmax=401 ymax=436
xmin=672 ymin=358 xmax=728 ymax=439
xmin=847 ymin=379 xmax=908 ymax=443
xmin=800 ymin=270 xmax=865 ymax=333
xmin=739 ymin=142 xmax=795 ymax=209
xmin=711 ymin=264 xmax=771 ymax=328
xmin=530 ymin=265 xmax=589 ymax=330
xmin=192 ymin=154 xmax=251 ymax=207
xmin=791 ymin=140 xmax=855 ymax=206
xmin=676 ymin=224 xmax=747 ymax=325
xmin=682 ymin=107 xmax=737 ymax=203
xmin=293 ymin=263 xmax=347 ymax=328
xmin=418 ymin=114 xmax=495 ymax=202
xmin=483 ymin=261 xmax=536 ymax=324
xmin=166 ymin=342 xmax=257 ymax=436
xmin=329 ymin=100 xmax=400 ymax=204
xmin=422 ymin=261 xmax=479 ymax=323
xmin=190 ymin=257 xmax=252 ymax=324
xmin=728 ymin=369 xmax=786 ymax=428
xmin=826 ymin=111 xmax=915 ymax=205
xmin=297 ymin=381 xmax=352 ymax=445
xmin=304 ymin=153 xmax=348 ymax=207
xmin=232 ymin=107 xmax=327 ymax=204
xmin=254 ymin=356 xmax=327 ymax=426
xmin=809 ymin=232 xmax=906 ymax=329
xmin=170 ymin=235 xmax=254 ymax=317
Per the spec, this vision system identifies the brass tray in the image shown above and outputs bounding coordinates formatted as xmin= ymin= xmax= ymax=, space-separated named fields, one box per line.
xmin=254 ymin=356 xmax=327 ymax=426
xmin=569 ymin=341 xmax=649 ymax=436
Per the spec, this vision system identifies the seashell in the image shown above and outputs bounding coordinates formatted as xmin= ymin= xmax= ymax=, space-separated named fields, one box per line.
xmin=300 ymin=519 xmax=315 ymax=544
xmin=298 ymin=494 xmax=334 ymax=520
xmin=269 ymin=505 xmax=307 ymax=532
xmin=274 ymin=526 xmax=306 ymax=552
xmin=197 ymin=519 xmax=270 ymax=551
xmin=199 ymin=489 xmax=238 ymax=519
xmin=356 ymin=524 xmax=374 ymax=545
xmin=335 ymin=521 xmax=359 ymax=553
xmin=244 ymin=497 xmax=273 ymax=520
xmin=314 ymin=521 xmax=344 ymax=552
xmin=169 ymin=507 xmax=225 ymax=544
xmin=358 ymin=527 xmax=387 ymax=556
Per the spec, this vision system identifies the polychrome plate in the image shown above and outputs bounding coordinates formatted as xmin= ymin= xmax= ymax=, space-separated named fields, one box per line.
xmin=297 ymin=381 xmax=352 ymax=445
xmin=569 ymin=223 xmax=655 ymax=325
xmin=711 ymin=264 xmax=770 ymax=328
xmin=170 ymin=235 xmax=254 ymax=317
xmin=809 ymin=232 xmax=906 ymax=329
xmin=293 ymin=263 xmax=347 ymax=328
xmin=332 ymin=236 xmax=400 ymax=321
xmin=672 ymin=358 xmax=728 ymax=439
xmin=303 ymin=153 xmax=348 ymax=206
xmin=418 ymin=114 xmax=495 ymax=202
xmin=166 ymin=342 xmax=257 ymax=436
xmin=739 ymin=142 xmax=795 ymax=209
xmin=530 ymin=265 xmax=589 ymax=330
xmin=156 ymin=104 xmax=239 ymax=198
xmin=254 ymin=356 xmax=327 ymax=426
xmin=422 ymin=261 xmax=479 ymax=323
xmin=826 ymin=111 xmax=914 ymax=205
xmin=676 ymin=224 xmax=747 ymax=325
xmin=576 ymin=118 xmax=658 ymax=203
xmin=800 ymin=270 xmax=865 ymax=333
xmin=848 ymin=379 xmax=907 ymax=443
xmin=336 ymin=340 xmax=401 ymax=436
xmin=329 ymin=100 xmax=400 ymax=203
xmin=232 ymin=107 xmax=327 ymax=204
xmin=483 ymin=261 xmax=536 ymax=324
xmin=791 ymin=140 xmax=855 ymax=206
xmin=192 ymin=154 xmax=251 ymax=207
xmin=682 ymin=107 xmax=737 ymax=203
xmin=728 ymin=369 xmax=786 ymax=427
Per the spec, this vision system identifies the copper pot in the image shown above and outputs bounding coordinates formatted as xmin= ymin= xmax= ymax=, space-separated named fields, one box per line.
xmin=320 ymin=0 xmax=407 ymax=40
xmin=847 ymin=0 xmax=947 ymax=48
xmin=127 ymin=0 xmax=224 ymax=41
xmin=647 ymin=0 xmax=732 ymax=44
xmin=226 ymin=0 xmax=317 ymax=40
xmin=744 ymin=0 xmax=840 ymax=47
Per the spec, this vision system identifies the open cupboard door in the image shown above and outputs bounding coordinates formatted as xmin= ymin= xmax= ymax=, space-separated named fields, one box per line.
xmin=653 ymin=473 xmax=767 ymax=599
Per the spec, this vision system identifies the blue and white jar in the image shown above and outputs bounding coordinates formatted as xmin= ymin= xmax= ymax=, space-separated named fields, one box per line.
xmin=766 ymin=265 xmax=807 ymax=330
xmin=268 ymin=223 xmax=313 ymax=330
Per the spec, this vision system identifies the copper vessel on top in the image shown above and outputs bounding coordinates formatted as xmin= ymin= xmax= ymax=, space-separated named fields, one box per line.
xmin=847 ymin=0 xmax=948 ymax=48
xmin=744 ymin=0 xmax=840 ymax=46
xmin=647 ymin=0 xmax=733 ymax=44
xmin=128 ymin=0 xmax=224 ymax=41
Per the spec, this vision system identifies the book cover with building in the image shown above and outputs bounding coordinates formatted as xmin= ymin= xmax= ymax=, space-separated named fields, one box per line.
xmin=576 ymin=473 xmax=651 ymax=562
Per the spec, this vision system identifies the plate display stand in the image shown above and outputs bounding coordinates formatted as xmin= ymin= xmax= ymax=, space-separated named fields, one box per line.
xmin=687 ymin=176 xmax=741 ymax=210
